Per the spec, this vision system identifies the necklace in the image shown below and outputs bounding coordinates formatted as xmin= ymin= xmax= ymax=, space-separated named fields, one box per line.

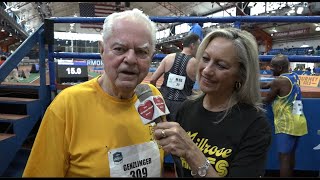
xmin=203 ymin=99 xmax=229 ymax=112
xmin=212 ymin=110 xmax=229 ymax=124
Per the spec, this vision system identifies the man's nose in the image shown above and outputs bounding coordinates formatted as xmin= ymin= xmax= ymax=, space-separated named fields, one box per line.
xmin=124 ymin=49 xmax=137 ymax=64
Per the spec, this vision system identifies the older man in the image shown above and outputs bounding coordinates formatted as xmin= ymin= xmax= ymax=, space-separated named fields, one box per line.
xmin=23 ymin=9 xmax=165 ymax=177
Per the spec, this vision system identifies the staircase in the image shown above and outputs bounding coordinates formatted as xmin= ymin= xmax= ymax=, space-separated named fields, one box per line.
xmin=0 ymin=84 xmax=50 ymax=176
xmin=0 ymin=20 xmax=54 ymax=176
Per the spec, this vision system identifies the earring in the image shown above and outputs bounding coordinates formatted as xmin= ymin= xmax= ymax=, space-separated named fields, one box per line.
xmin=235 ymin=81 xmax=242 ymax=90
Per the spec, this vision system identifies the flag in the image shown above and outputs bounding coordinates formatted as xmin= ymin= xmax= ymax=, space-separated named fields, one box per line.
xmin=79 ymin=2 xmax=126 ymax=29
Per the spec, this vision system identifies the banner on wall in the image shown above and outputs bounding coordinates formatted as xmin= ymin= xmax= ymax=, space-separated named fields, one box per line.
xmin=273 ymin=27 xmax=310 ymax=38
xmin=298 ymin=75 xmax=320 ymax=87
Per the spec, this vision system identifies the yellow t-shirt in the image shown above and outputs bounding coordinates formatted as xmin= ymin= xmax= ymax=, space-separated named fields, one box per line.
xmin=23 ymin=77 xmax=164 ymax=177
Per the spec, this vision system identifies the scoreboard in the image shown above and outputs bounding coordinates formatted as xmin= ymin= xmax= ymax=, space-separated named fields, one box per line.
xmin=56 ymin=60 xmax=88 ymax=83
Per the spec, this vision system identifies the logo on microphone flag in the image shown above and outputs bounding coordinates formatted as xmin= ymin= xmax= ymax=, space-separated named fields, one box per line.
xmin=135 ymin=95 xmax=170 ymax=124
xmin=137 ymin=100 xmax=154 ymax=120
xmin=153 ymin=96 xmax=166 ymax=113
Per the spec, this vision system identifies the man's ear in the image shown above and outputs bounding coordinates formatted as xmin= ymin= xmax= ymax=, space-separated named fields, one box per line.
xmin=190 ymin=43 xmax=195 ymax=49
xmin=99 ymin=40 xmax=104 ymax=55
xmin=279 ymin=66 xmax=283 ymax=72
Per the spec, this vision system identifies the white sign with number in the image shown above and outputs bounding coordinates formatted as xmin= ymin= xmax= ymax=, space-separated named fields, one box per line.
xmin=166 ymin=73 xmax=186 ymax=90
xmin=292 ymin=100 xmax=303 ymax=115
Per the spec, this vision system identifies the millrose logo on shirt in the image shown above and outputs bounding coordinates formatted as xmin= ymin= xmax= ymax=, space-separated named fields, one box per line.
xmin=113 ymin=152 xmax=123 ymax=165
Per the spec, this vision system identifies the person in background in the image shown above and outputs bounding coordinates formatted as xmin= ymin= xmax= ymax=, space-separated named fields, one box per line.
xmin=23 ymin=9 xmax=165 ymax=177
xmin=150 ymin=33 xmax=200 ymax=121
xmin=188 ymin=12 xmax=204 ymax=41
xmin=260 ymin=54 xmax=308 ymax=177
xmin=0 ymin=55 xmax=6 ymax=66
xmin=153 ymin=28 xmax=272 ymax=177
xmin=266 ymin=65 xmax=271 ymax=70
xmin=5 ymin=66 xmax=19 ymax=82
xmin=0 ymin=55 xmax=19 ymax=82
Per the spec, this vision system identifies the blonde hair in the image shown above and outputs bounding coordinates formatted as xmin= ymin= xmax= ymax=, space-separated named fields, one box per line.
xmin=102 ymin=8 xmax=157 ymax=51
xmin=190 ymin=28 xmax=264 ymax=117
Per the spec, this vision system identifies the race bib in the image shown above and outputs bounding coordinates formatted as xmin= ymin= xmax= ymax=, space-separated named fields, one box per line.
xmin=108 ymin=141 xmax=161 ymax=177
xmin=166 ymin=73 xmax=186 ymax=90
xmin=292 ymin=100 xmax=303 ymax=115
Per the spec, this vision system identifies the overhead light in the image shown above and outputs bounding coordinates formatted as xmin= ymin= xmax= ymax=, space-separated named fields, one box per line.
xmin=289 ymin=8 xmax=295 ymax=14
xmin=1 ymin=28 xmax=4 ymax=32
xmin=248 ymin=2 xmax=257 ymax=8
xmin=11 ymin=7 xmax=20 ymax=12
xmin=9 ymin=33 xmax=12 ymax=36
xmin=272 ymin=28 xmax=277 ymax=33
xmin=315 ymin=27 xmax=320 ymax=31
xmin=297 ymin=7 xmax=304 ymax=14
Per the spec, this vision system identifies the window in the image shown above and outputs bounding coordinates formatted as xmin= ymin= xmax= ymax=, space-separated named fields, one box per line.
xmin=175 ymin=23 xmax=189 ymax=35
xmin=156 ymin=29 xmax=170 ymax=40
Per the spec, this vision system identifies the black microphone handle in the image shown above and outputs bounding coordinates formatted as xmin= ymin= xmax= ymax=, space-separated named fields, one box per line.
xmin=171 ymin=154 xmax=184 ymax=177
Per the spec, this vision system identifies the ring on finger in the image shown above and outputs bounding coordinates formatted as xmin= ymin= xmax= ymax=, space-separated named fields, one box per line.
xmin=161 ymin=129 xmax=167 ymax=138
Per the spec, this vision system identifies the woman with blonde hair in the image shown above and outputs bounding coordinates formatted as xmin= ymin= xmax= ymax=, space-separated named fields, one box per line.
xmin=154 ymin=28 xmax=272 ymax=177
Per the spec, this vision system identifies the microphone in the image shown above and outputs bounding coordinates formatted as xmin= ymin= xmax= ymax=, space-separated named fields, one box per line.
xmin=135 ymin=84 xmax=183 ymax=177
xmin=135 ymin=83 xmax=153 ymax=102
xmin=134 ymin=84 xmax=168 ymax=124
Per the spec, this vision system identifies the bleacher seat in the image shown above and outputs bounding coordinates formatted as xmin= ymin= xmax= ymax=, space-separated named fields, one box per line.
xmin=267 ymin=47 xmax=315 ymax=56
xmin=260 ymin=70 xmax=273 ymax=75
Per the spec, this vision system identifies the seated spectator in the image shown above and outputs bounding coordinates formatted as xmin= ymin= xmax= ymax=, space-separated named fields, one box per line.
xmin=30 ymin=64 xmax=39 ymax=73
xmin=5 ymin=67 xmax=19 ymax=82
xmin=306 ymin=67 xmax=311 ymax=72
xmin=0 ymin=55 xmax=20 ymax=82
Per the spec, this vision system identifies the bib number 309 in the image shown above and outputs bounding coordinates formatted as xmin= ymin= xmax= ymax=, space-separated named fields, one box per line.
xmin=130 ymin=167 xmax=148 ymax=178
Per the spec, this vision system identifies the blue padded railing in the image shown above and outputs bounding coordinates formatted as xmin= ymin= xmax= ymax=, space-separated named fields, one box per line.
xmin=48 ymin=15 xmax=320 ymax=91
